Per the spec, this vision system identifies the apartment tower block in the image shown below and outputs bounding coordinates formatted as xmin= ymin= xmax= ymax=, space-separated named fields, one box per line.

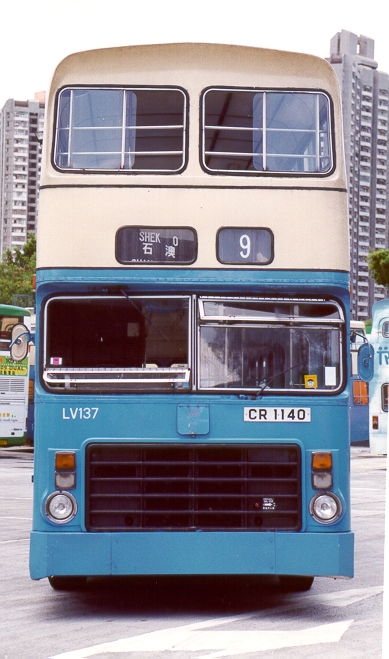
xmin=328 ymin=30 xmax=389 ymax=320
xmin=0 ymin=98 xmax=45 ymax=255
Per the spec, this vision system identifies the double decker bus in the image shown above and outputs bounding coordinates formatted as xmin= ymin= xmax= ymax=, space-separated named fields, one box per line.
xmin=30 ymin=43 xmax=353 ymax=590
xmin=350 ymin=320 xmax=369 ymax=444
xmin=366 ymin=299 xmax=389 ymax=455
xmin=0 ymin=304 xmax=31 ymax=447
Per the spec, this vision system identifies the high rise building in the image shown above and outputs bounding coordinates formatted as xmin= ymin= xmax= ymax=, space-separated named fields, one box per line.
xmin=0 ymin=97 xmax=45 ymax=256
xmin=328 ymin=30 xmax=389 ymax=320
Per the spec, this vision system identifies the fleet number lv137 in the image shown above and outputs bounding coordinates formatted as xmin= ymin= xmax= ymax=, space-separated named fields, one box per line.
xmin=62 ymin=407 xmax=99 ymax=420
xmin=244 ymin=407 xmax=311 ymax=422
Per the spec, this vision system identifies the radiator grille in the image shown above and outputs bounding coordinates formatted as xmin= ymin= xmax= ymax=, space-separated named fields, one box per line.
xmin=85 ymin=444 xmax=301 ymax=531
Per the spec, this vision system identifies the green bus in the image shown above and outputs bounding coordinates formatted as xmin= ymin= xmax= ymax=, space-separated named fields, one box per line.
xmin=0 ymin=304 xmax=31 ymax=447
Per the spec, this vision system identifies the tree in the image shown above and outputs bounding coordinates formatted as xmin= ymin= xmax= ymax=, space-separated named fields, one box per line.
xmin=0 ymin=234 xmax=36 ymax=305
xmin=367 ymin=249 xmax=389 ymax=290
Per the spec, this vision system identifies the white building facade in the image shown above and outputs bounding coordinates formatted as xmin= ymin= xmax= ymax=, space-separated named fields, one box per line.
xmin=328 ymin=30 xmax=389 ymax=320
xmin=0 ymin=98 xmax=45 ymax=256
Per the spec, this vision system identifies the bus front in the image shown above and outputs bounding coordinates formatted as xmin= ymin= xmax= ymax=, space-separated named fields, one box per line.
xmin=30 ymin=43 xmax=353 ymax=590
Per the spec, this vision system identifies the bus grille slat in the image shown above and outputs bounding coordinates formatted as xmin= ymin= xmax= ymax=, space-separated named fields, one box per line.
xmin=86 ymin=444 xmax=302 ymax=531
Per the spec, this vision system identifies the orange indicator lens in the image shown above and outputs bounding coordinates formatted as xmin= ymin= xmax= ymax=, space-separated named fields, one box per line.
xmin=312 ymin=452 xmax=332 ymax=470
xmin=55 ymin=452 xmax=76 ymax=471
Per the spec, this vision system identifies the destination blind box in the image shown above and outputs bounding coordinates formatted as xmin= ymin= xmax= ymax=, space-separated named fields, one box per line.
xmin=115 ymin=226 xmax=197 ymax=264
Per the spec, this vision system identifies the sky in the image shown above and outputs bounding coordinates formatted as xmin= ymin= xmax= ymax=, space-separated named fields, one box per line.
xmin=1 ymin=0 xmax=389 ymax=108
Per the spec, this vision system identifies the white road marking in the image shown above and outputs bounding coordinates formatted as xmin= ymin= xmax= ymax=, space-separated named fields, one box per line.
xmin=50 ymin=619 xmax=353 ymax=659
xmin=49 ymin=585 xmax=383 ymax=659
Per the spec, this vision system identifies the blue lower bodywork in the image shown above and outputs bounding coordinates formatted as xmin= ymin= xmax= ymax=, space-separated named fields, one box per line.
xmin=30 ymin=529 xmax=354 ymax=579
xmin=30 ymin=267 xmax=354 ymax=581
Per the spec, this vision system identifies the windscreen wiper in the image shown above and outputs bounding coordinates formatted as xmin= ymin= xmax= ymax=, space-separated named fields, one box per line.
xmin=121 ymin=289 xmax=170 ymax=342
xmin=253 ymin=361 xmax=305 ymax=399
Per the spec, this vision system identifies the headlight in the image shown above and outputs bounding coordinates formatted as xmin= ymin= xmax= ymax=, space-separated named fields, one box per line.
xmin=45 ymin=491 xmax=77 ymax=524
xmin=309 ymin=492 xmax=342 ymax=524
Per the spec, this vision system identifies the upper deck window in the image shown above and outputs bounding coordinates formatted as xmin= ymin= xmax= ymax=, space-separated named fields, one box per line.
xmin=54 ymin=87 xmax=187 ymax=173
xmin=202 ymin=89 xmax=333 ymax=175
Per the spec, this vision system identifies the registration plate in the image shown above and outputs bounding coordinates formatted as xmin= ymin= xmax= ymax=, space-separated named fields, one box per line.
xmin=244 ymin=407 xmax=311 ymax=422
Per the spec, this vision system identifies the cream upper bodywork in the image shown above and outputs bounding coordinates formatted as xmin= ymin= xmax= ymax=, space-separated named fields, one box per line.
xmin=37 ymin=43 xmax=349 ymax=271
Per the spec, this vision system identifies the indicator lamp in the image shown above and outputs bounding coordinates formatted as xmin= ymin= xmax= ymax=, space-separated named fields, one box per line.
xmin=55 ymin=451 xmax=76 ymax=489
xmin=311 ymin=451 xmax=333 ymax=489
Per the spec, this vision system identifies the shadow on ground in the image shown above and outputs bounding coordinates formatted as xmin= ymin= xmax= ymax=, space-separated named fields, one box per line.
xmin=44 ymin=575 xmax=310 ymax=617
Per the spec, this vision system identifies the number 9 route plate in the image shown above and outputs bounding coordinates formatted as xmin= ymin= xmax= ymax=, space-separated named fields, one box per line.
xmin=244 ymin=407 xmax=311 ymax=422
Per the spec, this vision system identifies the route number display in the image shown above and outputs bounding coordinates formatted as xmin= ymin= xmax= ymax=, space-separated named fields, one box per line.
xmin=217 ymin=228 xmax=273 ymax=264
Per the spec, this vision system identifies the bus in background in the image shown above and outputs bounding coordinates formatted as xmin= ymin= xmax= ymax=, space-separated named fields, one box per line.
xmin=26 ymin=309 xmax=36 ymax=445
xmin=30 ymin=43 xmax=353 ymax=591
xmin=367 ymin=299 xmax=389 ymax=455
xmin=350 ymin=320 xmax=369 ymax=445
xmin=0 ymin=304 xmax=31 ymax=447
